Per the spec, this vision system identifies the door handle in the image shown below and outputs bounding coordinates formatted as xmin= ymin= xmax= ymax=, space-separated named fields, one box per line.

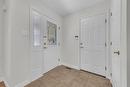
xmin=80 ymin=43 xmax=84 ymax=48
xmin=114 ymin=51 xmax=120 ymax=55
xmin=80 ymin=47 xmax=84 ymax=48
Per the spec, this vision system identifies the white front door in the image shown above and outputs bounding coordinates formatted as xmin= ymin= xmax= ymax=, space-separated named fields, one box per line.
xmin=43 ymin=17 xmax=59 ymax=73
xmin=30 ymin=9 xmax=44 ymax=81
xmin=80 ymin=14 xmax=107 ymax=76
xmin=110 ymin=0 xmax=121 ymax=87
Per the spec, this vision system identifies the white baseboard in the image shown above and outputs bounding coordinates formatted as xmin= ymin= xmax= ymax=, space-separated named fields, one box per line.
xmin=15 ymin=80 xmax=30 ymax=87
xmin=60 ymin=62 xmax=80 ymax=70
xmin=15 ymin=73 xmax=43 ymax=87
xmin=30 ymin=73 xmax=43 ymax=82
xmin=110 ymin=78 xmax=115 ymax=87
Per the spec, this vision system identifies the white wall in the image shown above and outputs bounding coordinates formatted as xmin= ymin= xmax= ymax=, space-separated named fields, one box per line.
xmin=4 ymin=0 xmax=30 ymax=86
xmin=4 ymin=0 xmax=62 ymax=86
xmin=0 ymin=0 xmax=4 ymax=77
xmin=61 ymin=1 xmax=110 ymax=69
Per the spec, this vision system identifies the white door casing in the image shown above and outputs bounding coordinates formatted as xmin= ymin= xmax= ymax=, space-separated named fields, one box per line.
xmin=80 ymin=14 xmax=107 ymax=76
xmin=30 ymin=9 xmax=44 ymax=81
xmin=110 ymin=0 xmax=121 ymax=87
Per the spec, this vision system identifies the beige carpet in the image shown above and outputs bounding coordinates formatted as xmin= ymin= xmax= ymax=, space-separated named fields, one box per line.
xmin=25 ymin=65 xmax=112 ymax=87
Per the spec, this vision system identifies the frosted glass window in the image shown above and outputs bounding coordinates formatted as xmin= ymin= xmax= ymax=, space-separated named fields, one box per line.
xmin=32 ymin=11 xmax=41 ymax=47
xmin=33 ymin=29 xmax=41 ymax=46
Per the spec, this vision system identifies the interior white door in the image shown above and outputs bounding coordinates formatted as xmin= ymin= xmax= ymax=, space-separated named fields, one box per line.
xmin=30 ymin=9 xmax=44 ymax=81
xmin=80 ymin=14 xmax=107 ymax=76
xmin=44 ymin=18 xmax=59 ymax=73
xmin=110 ymin=0 xmax=121 ymax=87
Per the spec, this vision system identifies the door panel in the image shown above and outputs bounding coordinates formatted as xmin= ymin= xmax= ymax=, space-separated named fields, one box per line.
xmin=80 ymin=14 xmax=106 ymax=76
xmin=42 ymin=17 xmax=59 ymax=73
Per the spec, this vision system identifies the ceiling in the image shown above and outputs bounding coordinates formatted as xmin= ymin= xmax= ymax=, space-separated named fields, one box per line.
xmin=41 ymin=0 xmax=105 ymax=16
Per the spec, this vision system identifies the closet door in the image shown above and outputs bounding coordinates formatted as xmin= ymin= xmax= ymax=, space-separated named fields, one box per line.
xmin=80 ymin=14 xmax=107 ymax=76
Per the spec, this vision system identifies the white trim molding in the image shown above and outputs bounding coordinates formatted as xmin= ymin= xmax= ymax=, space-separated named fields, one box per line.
xmin=14 ymin=73 xmax=43 ymax=87
xmin=14 ymin=80 xmax=30 ymax=87
xmin=120 ymin=0 xmax=127 ymax=87
xmin=60 ymin=62 xmax=80 ymax=70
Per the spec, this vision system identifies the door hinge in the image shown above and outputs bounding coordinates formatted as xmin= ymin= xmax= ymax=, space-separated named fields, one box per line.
xmin=105 ymin=19 xmax=107 ymax=23
xmin=58 ymin=58 xmax=60 ymax=62
xmin=110 ymin=42 xmax=112 ymax=46
xmin=105 ymin=43 xmax=107 ymax=47
xmin=105 ymin=66 xmax=107 ymax=71
xmin=59 ymin=27 xmax=60 ymax=30
xmin=58 ymin=42 xmax=60 ymax=46
xmin=110 ymin=73 xmax=112 ymax=77
xmin=111 ymin=12 xmax=112 ymax=16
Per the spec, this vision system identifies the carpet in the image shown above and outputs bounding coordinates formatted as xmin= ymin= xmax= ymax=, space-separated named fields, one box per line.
xmin=25 ymin=65 xmax=112 ymax=87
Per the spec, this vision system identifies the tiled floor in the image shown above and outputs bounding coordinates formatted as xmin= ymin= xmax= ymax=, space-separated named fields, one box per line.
xmin=25 ymin=65 xmax=112 ymax=87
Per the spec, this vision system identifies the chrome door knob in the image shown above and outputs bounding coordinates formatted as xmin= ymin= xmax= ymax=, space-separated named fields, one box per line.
xmin=114 ymin=51 xmax=120 ymax=55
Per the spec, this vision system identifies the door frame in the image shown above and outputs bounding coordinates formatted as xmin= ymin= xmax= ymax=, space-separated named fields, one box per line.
xmin=29 ymin=7 xmax=45 ymax=81
xmin=79 ymin=12 xmax=111 ymax=78
xmin=109 ymin=0 xmax=127 ymax=87
xmin=120 ymin=0 xmax=127 ymax=87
